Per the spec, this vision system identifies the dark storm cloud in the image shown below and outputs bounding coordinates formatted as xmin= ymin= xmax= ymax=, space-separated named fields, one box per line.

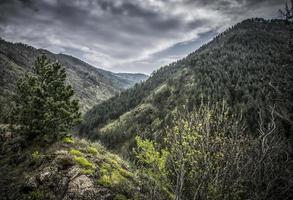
xmin=0 ymin=0 xmax=285 ymax=74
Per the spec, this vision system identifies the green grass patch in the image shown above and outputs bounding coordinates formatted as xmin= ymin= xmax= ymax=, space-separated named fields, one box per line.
xmin=81 ymin=169 xmax=95 ymax=175
xmin=27 ymin=190 xmax=44 ymax=200
xmin=87 ymin=146 xmax=98 ymax=155
xmin=62 ymin=136 xmax=74 ymax=144
xmin=98 ymin=163 xmax=128 ymax=187
xmin=32 ymin=151 xmax=41 ymax=160
xmin=73 ymin=156 xmax=95 ymax=169
xmin=70 ymin=149 xmax=83 ymax=156
xmin=114 ymin=194 xmax=128 ymax=200
xmin=105 ymin=156 xmax=133 ymax=179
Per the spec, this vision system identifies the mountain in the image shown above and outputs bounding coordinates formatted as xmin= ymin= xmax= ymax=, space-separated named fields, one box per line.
xmin=114 ymin=73 xmax=149 ymax=89
xmin=1 ymin=18 xmax=292 ymax=200
xmin=0 ymin=39 xmax=148 ymax=115
xmin=80 ymin=18 xmax=293 ymax=156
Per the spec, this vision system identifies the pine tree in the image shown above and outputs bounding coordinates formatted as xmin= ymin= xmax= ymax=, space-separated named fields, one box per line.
xmin=13 ymin=55 xmax=81 ymax=141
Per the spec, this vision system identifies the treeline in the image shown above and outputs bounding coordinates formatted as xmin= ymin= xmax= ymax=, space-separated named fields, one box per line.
xmin=79 ymin=59 xmax=181 ymax=135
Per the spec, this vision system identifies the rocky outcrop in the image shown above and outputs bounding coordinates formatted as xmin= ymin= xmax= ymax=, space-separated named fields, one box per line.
xmin=0 ymin=136 xmax=144 ymax=200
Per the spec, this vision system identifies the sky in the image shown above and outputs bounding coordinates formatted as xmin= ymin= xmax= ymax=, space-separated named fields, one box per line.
xmin=0 ymin=0 xmax=285 ymax=74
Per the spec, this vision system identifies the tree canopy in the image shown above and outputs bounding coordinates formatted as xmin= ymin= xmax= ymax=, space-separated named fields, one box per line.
xmin=13 ymin=55 xmax=81 ymax=141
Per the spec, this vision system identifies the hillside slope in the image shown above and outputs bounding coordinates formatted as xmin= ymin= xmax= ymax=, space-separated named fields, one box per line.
xmin=0 ymin=130 xmax=154 ymax=200
xmin=0 ymin=39 xmax=148 ymax=113
xmin=80 ymin=18 xmax=293 ymax=155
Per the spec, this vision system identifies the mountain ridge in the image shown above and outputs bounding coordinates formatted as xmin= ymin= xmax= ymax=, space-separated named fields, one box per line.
xmin=80 ymin=18 xmax=293 ymax=156
xmin=0 ymin=38 xmax=148 ymax=115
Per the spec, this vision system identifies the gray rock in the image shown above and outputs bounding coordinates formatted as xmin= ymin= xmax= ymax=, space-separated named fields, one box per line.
xmin=63 ymin=175 xmax=97 ymax=200
xmin=25 ymin=176 xmax=38 ymax=189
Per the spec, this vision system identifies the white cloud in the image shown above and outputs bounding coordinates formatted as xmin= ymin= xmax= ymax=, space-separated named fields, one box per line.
xmin=0 ymin=0 xmax=283 ymax=74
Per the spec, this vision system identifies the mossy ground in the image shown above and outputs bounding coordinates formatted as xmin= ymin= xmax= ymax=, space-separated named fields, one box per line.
xmin=0 ymin=133 xmax=147 ymax=199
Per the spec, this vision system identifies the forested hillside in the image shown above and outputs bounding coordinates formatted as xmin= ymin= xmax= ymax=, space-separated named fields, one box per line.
xmin=0 ymin=39 xmax=148 ymax=116
xmin=80 ymin=18 xmax=293 ymax=155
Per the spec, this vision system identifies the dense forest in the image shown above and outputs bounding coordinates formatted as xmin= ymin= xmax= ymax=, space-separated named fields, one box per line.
xmin=80 ymin=19 xmax=293 ymax=154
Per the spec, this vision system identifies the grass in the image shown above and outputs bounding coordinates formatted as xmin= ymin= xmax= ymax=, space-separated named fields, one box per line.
xmin=32 ymin=151 xmax=41 ymax=160
xmin=87 ymin=146 xmax=98 ymax=155
xmin=62 ymin=136 xmax=74 ymax=144
xmin=27 ymin=190 xmax=44 ymax=200
xmin=73 ymin=156 xmax=95 ymax=169
xmin=70 ymin=149 xmax=83 ymax=156
xmin=114 ymin=194 xmax=128 ymax=200
xmin=98 ymin=163 xmax=128 ymax=187
xmin=81 ymin=169 xmax=95 ymax=175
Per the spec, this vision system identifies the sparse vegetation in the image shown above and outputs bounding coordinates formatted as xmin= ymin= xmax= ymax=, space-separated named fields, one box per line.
xmin=87 ymin=146 xmax=98 ymax=155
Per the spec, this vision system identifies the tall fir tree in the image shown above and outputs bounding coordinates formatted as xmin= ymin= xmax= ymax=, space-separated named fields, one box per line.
xmin=13 ymin=55 xmax=81 ymax=141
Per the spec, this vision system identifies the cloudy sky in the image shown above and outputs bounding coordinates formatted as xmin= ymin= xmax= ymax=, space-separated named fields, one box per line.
xmin=0 ymin=0 xmax=284 ymax=74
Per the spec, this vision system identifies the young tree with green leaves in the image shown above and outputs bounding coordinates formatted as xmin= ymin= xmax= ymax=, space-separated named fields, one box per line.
xmin=13 ymin=55 xmax=81 ymax=142
xmin=134 ymin=136 xmax=170 ymax=199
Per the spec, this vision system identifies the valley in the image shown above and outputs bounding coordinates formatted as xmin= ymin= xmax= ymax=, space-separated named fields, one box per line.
xmin=0 ymin=1 xmax=293 ymax=199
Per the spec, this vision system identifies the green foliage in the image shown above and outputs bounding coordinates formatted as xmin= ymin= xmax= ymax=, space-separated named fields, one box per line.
xmin=98 ymin=163 xmax=127 ymax=187
xmin=30 ymin=150 xmax=44 ymax=166
xmin=73 ymin=156 xmax=95 ymax=169
xmin=62 ymin=136 xmax=74 ymax=144
xmin=31 ymin=151 xmax=41 ymax=160
xmin=0 ymin=132 xmax=149 ymax=200
xmin=133 ymin=101 xmax=293 ymax=200
xmin=70 ymin=149 xmax=83 ymax=156
xmin=12 ymin=55 xmax=81 ymax=141
xmin=114 ymin=194 xmax=128 ymax=200
xmin=81 ymin=169 xmax=95 ymax=175
xmin=87 ymin=146 xmax=98 ymax=155
xmin=134 ymin=136 xmax=170 ymax=198
xmin=135 ymin=136 xmax=168 ymax=174
xmin=26 ymin=190 xmax=44 ymax=200
xmin=80 ymin=19 xmax=293 ymax=159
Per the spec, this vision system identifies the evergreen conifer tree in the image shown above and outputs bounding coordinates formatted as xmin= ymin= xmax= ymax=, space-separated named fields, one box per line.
xmin=13 ymin=55 xmax=81 ymax=141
